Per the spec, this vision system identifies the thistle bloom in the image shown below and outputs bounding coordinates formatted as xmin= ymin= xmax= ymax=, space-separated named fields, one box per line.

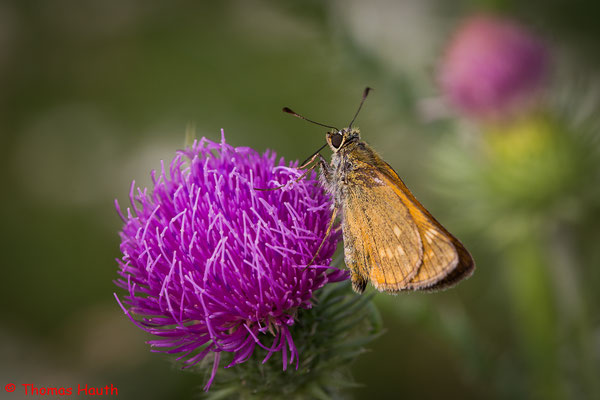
xmin=114 ymin=131 xmax=344 ymax=390
xmin=439 ymin=14 xmax=549 ymax=120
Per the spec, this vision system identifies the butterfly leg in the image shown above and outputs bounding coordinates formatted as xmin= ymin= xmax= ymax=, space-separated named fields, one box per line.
xmin=303 ymin=206 xmax=338 ymax=271
xmin=298 ymin=150 xmax=323 ymax=169
xmin=255 ymin=154 xmax=320 ymax=191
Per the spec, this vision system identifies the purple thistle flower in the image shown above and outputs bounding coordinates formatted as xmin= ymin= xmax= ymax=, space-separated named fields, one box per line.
xmin=114 ymin=131 xmax=345 ymax=390
xmin=438 ymin=14 xmax=549 ymax=120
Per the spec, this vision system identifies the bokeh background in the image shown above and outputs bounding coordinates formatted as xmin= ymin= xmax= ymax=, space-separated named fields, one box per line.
xmin=1 ymin=1 xmax=599 ymax=399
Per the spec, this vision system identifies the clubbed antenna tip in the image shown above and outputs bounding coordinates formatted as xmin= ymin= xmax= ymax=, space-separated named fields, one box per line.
xmin=349 ymin=87 xmax=373 ymax=128
xmin=282 ymin=106 xmax=339 ymax=131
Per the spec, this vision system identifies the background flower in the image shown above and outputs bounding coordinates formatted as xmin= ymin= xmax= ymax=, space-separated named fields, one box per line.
xmin=430 ymin=13 xmax=600 ymax=399
xmin=115 ymin=132 xmax=345 ymax=390
xmin=438 ymin=14 xmax=549 ymax=120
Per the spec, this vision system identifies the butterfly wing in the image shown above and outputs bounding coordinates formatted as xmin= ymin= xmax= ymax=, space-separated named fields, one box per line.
xmin=342 ymin=155 xmax=474 ymax=293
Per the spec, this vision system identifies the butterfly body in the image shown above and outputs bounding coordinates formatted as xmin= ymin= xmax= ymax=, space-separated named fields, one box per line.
xmin=320 ymin=127 xmax=475 ymax=294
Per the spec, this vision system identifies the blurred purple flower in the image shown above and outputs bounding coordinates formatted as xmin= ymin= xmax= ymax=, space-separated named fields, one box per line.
xmin=114 ymin=131 xmax=344 ymax=390
xmin=439 ymin=14 xmax=549 ymax=120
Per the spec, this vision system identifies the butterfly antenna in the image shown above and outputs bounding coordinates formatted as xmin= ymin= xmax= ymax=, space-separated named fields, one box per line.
xmin=283 ymin=107 xmax=339 ymax=131
xmin=348 ymin=87 xmax=372 ymax=128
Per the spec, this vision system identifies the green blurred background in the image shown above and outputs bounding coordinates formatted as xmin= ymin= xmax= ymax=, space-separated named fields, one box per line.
xmin=1 ymin=1 xmax=599 ymax=399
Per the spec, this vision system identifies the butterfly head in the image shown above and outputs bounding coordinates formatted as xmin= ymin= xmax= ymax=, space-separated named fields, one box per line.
xmin=326 ymin=128 xmax=360 ymax=153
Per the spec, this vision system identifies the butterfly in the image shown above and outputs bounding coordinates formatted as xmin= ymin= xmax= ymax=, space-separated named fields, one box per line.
xmin=284 ymin=87 xmax=475 ymax=294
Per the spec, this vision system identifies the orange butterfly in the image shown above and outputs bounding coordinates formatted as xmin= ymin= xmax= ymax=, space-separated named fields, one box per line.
xmin=284 ymin=88 xmax=474 ymax=293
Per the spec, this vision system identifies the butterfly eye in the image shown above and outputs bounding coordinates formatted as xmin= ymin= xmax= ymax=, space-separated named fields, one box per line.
xmin=330 ymin=133 xmax=343 ymax=149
